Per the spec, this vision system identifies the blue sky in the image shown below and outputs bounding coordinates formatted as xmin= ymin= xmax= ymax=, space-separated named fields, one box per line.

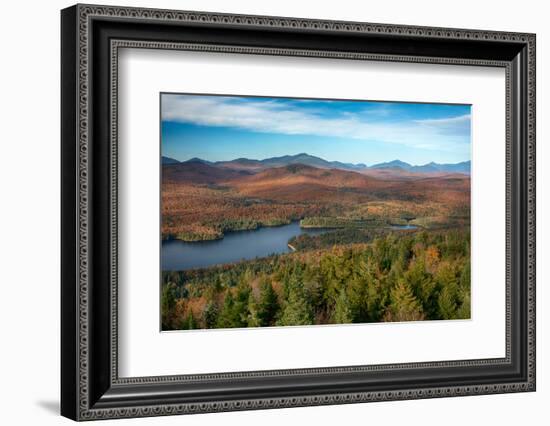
xmin=161 ymin=94 xmax=471 ymax=166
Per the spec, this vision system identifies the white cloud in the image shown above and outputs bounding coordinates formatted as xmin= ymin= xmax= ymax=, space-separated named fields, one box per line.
xmin=162 ymin=95 xmax=470 ymax=151
xmin=414 ymin=114 xmax=471 ymax=136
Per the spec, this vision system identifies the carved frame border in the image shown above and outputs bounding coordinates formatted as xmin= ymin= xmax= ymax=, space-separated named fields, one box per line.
xmin=62 ymin=3 xmax=535 ymax=421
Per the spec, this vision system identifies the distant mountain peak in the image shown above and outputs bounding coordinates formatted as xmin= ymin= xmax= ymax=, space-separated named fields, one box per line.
xmin=370 ymin=159 xmax=412 ymax=169
xmin=184 ymin=157 xmax=213 ymax=165
xmin=258 ymin=153 xmax=368 ymax=171
xmin=161 ymin=156 xmax=180 ymax=165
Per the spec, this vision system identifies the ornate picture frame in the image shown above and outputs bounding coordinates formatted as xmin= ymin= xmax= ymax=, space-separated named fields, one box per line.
xmin=61 ymin=4 xmax=535 ymax=421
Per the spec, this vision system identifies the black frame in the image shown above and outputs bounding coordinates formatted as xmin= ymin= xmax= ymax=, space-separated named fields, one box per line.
xmin=61 ymin=4 xmax=536 ymax=421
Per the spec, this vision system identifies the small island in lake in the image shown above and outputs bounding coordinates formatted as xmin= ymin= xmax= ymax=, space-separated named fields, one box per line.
xmin=161 ymin=94 xmax=471 ymax=330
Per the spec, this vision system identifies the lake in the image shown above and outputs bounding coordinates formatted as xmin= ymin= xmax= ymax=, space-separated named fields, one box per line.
xmin=162 ymin=221 xmax=329 ymax=271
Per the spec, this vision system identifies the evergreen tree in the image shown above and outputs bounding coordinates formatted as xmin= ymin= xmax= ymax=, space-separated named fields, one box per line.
xmin=405 ymin=258 xmax=437 ymax=318
xmin=215 ymin=283 xmax=252 ymax=329
xmin=435 ymin=262 xmax=459 ymax=319
xmin=367 ymin=278 xmax=387 ymax=322
xmin=347 ymin=276 xmax=368 ymax=323
xmin=384 ymin=279 xmax=424 ymax=322
xmin=255 ymin=280 xmax=280 ymax=326
xmin=333 ymin=288 xmax=352 ymax=324
xmin=233 ymin=282 xmax=252 ymax=327
xmin=203 ymin=301 xmax=219 ymax=329
xmin=247 ymin=291 xmax=261 ymax=328
xmin=217 ymin=292 xmax=239 ymax=328
xmin=347 ymin=258 xmax=373 ymax=323
xmin=437 ymin=284 xmax=459 ymax=319
xmin=277 ymin=279 xmax=313 ymax=326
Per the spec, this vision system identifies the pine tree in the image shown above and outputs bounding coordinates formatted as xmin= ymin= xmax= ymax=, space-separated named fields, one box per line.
xmin=437 ymin=284 xmax=459 ymax=319
xmin=435 ymin=262 xmax=459 ymax=319
xmin=255 ymin=280 xmax=280 ymax=326
xmin=233 ymin=282 xmax=252 ymax=327
xmin=203 ymin=301 xmax=219 ymax=329
xmin=333 ymin=288 xmax=352 ymax=324
xmin=215 ymin=283 xmax=252 ymax=329
xmin=405 ymin=258 xmax=437 ymax=318
xmin=217 ymin=292 xmax=238 ymax=328
xmin=347 ymin=276 xmax=369 ymax=323
xmin=384 ymin=279 xmax=424 ymax=322
xmin=277 ymin=279 xmax=313 ymax=326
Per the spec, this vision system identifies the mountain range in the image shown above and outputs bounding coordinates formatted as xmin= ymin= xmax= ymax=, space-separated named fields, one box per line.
xmin=369 ymin=159 xmax=471 ymax=174
xmin=162 ymin=153 xmax=470 ymax=175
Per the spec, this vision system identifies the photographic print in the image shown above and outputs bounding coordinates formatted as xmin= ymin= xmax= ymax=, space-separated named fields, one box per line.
xmin=160 ymin=93 xmax=471 ymax=331
xmin=61 ymin=7 xmax=536 ymax=417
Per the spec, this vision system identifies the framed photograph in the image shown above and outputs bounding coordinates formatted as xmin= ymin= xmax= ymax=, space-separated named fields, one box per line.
xmin=61 ymin=4 xmax=536 ymax=421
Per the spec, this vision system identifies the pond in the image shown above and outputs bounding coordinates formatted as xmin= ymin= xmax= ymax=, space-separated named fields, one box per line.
xmin=162 ymin=221 xmax=329 ymax=271
xmin=388 ymin=224 xmax=418 ymax=230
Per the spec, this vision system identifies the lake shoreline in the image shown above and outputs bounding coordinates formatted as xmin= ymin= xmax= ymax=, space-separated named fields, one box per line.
xmin=164 ymin=219 xmax=302 ymax=243
xmin=162 ymin=221 xmax=331 ymax=270
xmin=165 ymin=217 xmax=423 ymax=243
xmin=161 ymin=219 xmax=425 ymax=271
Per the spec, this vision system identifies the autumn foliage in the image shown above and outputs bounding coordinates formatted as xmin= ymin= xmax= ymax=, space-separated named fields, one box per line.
xmin=161 ymin=161 xmax=471 ymax=330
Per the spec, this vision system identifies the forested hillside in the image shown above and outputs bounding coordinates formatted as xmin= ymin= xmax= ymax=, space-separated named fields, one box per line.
xmin=162 ymin=229 xmax=470 ymax=330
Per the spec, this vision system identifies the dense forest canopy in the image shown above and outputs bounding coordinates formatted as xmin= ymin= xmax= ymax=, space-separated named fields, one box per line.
xmin=162 ymin=229 xmax=470 ymax=330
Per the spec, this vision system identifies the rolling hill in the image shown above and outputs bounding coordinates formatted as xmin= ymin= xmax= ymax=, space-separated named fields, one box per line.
xmin=222 ymin=163 xmax=469 ymax=204
xmin=161 ymin=158 xmax=470 ymax=242
xmin=163 ymin=160 xmax=251 ymax=184
xmin=163 ymin=160 xmax=470 ymax=198
xmin=223 ymin=164 xmax=381 ymax=201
